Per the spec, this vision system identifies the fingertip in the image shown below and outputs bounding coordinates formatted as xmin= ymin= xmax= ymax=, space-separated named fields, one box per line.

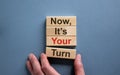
xmin=29 ymin=53 xmax=34 ymax=57
xmin=41 ymin=53 xmax=48 ymax=62
xmin=41 ymin=53 xmax=45 ymax=57
xmin=40 ymin=53 xmax=50 ymax=69
xmin=77 ymin=54 xmax=81 ymax=57
xmin=74 ymin=54 xmax=85 ymax=75
xmin=76 ymin=54 xmax=82 ymax=61
xmin=41 ymin=53 xmax=47 ymax=59
xmin=28 ymin=53 xmax=34 ymax=60
xmin=77 ymin=54 xmax=81 ymax=58
xmin=74 ymin=54 xmax=83 ymax=67
xmin=28 ymin=53 xmax=39 ymax=66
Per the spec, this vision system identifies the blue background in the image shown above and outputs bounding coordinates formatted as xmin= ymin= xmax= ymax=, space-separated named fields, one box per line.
xmin=0 ymin=0 xmax=120 ymax=75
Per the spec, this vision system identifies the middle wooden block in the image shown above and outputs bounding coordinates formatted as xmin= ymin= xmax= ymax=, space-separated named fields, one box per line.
xmin=47 ymin=36 xmax=76 ymax=46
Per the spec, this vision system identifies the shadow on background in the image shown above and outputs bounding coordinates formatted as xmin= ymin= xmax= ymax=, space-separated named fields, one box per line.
xmin=48 ymin=58 xmax=75 ymax=75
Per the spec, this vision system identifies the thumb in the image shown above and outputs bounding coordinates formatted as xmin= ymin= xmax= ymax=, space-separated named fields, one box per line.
xmin=74 ymin=54 xmax=85 ymax=75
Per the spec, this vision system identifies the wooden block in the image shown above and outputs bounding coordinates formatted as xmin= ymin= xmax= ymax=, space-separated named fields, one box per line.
xmin=46 ymin=26 xmax=76 ymax=36
xmin=46 ymin=36 xmax=76 ymax=46
xmin=46 ymin=16 xmax=76 ymax=26
xmin=46 ymin=47 xmax=76 ymax=59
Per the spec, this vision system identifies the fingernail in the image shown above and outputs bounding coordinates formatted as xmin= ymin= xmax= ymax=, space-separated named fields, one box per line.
xmin=77 ymin=54 xmax=81 ymax=59
xmin=28 ymin=53 xmax=33 ymax=60
xmin=41 ymin=53 xmax=45 ymax=57
xmin=77 ymin=54 xmax=82 ymax=62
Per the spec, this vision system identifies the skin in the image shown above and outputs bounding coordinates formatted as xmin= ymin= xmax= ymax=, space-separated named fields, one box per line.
xmin=26 ymin=53 xmax=85 ymax=75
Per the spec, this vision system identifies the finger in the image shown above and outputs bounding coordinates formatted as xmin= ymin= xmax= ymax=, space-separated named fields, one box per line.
xmin=29 ymin=53 xmax=44 ymax=75
xmin=74 ymin=54 xmax=85 ymax=75
xmin=26 ymin=60 xmax=34 ymax=75
xmin=40 ymin=53 xmax=60 ymax=75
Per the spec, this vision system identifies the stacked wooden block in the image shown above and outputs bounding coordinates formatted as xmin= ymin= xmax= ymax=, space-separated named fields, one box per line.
xmin=46 ymin=16 xmax=77 ymax=59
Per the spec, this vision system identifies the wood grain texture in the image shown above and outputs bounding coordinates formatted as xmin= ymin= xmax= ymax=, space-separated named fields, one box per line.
xmin=46 ymin=27 xmax=76 ymax=36
xmin=46 ymin=47 xmax=76 ymax=59
xmin=46 ymin=36 xmax=76 ymax=46
xmin=46 ymin=16 xmax=76 ymax=26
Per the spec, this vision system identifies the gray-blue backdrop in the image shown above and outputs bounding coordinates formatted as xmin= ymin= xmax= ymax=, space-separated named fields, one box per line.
xmin=0 ymin=0 xmax=120 ymax=75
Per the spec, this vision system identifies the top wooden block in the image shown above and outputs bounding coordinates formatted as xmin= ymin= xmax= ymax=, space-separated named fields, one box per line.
xmin=46 ymin=16 xmax=76 ymax=26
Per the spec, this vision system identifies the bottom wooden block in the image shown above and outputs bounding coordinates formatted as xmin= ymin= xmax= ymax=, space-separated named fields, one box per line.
xmin=46 ymin=47 xmax=76 ymax=59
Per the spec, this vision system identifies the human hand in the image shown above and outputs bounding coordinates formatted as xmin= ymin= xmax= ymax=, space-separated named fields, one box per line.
xmin=26 ymin=53 xmax=85 ymax=75
xmin=74 ymin=54 xmax=85 ymax=75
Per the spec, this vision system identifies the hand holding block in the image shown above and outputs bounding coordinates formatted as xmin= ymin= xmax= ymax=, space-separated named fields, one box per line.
xmin=46 ymin=16 xmax=76 ymax=26
xmin=46 ymin=47 xmax=76 ymax=59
